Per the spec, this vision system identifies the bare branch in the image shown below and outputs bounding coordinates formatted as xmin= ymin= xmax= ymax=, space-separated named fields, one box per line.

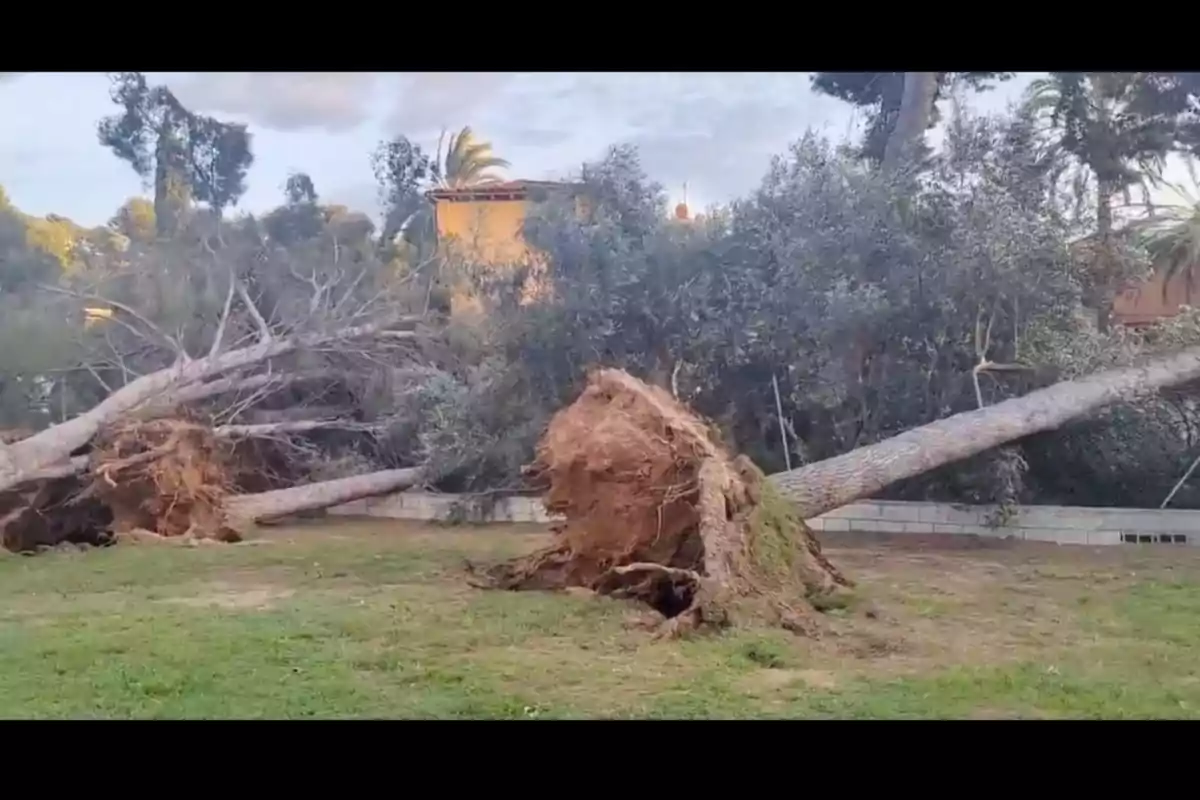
xmin=243 ymin=406 xmax=345 ymax=424
xmin=213 ymin=420 xmax=371 ymax=438
xmin=37 ymin=283 xmax=189 ymax=359
xmin=235 ymin=281 xmax=272 ymax=342
xmin=208 ymin=272 xmax=238 ymax=358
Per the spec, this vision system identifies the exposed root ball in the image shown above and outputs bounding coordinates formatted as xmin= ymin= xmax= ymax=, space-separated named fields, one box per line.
xmin=89 ymin=418 xmax=240 ymax=542
xmin=0 ymin=475 xmax=112 ymax=553
xmin=468 ymin=368 xmax=853 ymax=637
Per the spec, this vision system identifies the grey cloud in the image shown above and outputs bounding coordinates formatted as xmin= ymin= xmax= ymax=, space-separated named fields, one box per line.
xmin=503 ymin=127 xmax=573 ymax=149
xmin=163 ymin=73 xmax=381 ymax=133
xmin=372 ymin=73 xmax=866 ymax=206
xmin=507 ymin=73 xmax=856 ymax=204
xmin=323 ymin=181 xmax=384 ymax=222
xmin=626 ymin=88 xmax=855 ymax=202
xmin=384 ymin=73 xmax=518 ymax=136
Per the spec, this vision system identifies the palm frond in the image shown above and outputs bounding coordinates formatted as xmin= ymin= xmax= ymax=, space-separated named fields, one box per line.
xmin=438 ymin=125 xmax=511 ymax=189
xmin=1126 ymin=199 xmax=1200 ymax=300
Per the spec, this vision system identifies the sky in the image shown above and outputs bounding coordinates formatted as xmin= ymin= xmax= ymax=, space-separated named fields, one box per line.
xmin=0 ymin=72 xmax=1190 ymax=228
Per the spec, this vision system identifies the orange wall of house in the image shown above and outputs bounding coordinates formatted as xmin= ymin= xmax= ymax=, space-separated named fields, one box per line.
xmin=1113 ymin=269 xmax=1197 ymax=326
xmin=434 ymin=198 xmax=534 ymax=265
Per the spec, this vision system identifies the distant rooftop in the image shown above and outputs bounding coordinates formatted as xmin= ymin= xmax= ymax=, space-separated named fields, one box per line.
xmin=426 ymin=179 xmax=580 ymax=203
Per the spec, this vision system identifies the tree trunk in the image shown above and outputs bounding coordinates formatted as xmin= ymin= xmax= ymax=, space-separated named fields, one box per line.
xmin=771 ymin=343 xmax=1200 ymax=518
xmin=0 ymin=318 xmax=414 ymax=495
xmin=154 ymin=127 xmax=189 ymax=239
xmin=223 ymin=468 xmax=423 ymax=525
xmin=882 ymin=72 xmax=939 ymax=173
xmin=1094 ymin=179 xmax=1117 ymax=331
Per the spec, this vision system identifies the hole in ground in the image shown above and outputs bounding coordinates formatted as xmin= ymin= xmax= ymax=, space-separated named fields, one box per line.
xmin=648 ymin=576 xmax=697 ymax=618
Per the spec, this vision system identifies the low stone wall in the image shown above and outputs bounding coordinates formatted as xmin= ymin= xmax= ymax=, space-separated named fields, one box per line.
xmin=329 ymin=492 xmax=1200 ymax=545
xmin=328 ymin=491 xmax=560 ymax=524
xmin=807 ymin=500 xmax=1198 ymax=546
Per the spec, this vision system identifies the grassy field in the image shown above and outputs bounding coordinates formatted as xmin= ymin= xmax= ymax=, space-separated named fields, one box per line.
xmin=1 ymin=519 xmax=1199 ymax=719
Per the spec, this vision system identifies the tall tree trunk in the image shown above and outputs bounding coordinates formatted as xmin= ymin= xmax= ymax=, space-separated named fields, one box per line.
xmin=1094 ymin=178 xmax=1117 ymax=330
xmin=1096 ymin=179 xmax=1115 ymax=241
xmin=882 ymin=72 xmax=939 ymax=173
xmin=154 ymin=125 xmax=189 ymax=238
xmin=770 ymin=343 xmax=1200 ymax=518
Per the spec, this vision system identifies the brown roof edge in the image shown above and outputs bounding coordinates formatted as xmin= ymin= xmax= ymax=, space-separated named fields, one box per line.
xmin=425 ymin=179 xmax=582 ymax=202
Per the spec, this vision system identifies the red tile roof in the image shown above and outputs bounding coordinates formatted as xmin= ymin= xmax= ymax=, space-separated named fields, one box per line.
xmin=426 ymin=179 xmax=579 ymax=202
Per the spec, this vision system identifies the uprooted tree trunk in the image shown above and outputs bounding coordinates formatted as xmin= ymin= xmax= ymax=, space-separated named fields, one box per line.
xmin=1 ymin=416 xmax=423 ymax=551
xmin=770 ymin=344 xmax=1200 ymax=519
xmin=0 ymin=314 xmax=418 ymax=496
xmin=473 ymin=348 xmax=1200 ymax=636
xmin=469 ymin=369 xmax=853 ymax=639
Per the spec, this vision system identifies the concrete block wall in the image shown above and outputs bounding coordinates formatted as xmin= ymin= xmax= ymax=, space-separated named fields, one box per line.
xmin=329 ymin=492 xmax=1200 ymax=546
xmin=807 ymin=500 xmax=1198 ymax=545
xmin=328 ymin=491 xmax=560 ymax=524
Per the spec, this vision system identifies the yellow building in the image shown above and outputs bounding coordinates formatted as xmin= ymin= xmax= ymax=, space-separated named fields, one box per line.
xmin=426 ymin=180 xmax=580 ymax=266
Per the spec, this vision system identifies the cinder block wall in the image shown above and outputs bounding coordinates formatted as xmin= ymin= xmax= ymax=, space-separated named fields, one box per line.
xmin=329 ymin=493 xmax=1200 ymax=545
xmin=328 ymin=492 xmax=560 ymax=524
xmin=807 ymin=501 xmax=1198 ymax=545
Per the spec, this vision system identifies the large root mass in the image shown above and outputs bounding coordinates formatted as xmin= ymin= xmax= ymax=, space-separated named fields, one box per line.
xmin=470 ymin=369 xmax=853 ymax=637
xmin=89 ymin=418 xmax=240 ymax=542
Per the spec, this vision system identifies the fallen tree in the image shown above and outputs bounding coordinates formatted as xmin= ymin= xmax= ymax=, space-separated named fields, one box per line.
xmin=2 ymin=415 xmax=424 ymax=551
xmin=770 ymin=344 xmax=1200 ymax=518
xmin=0 ymin=311 xmax=419 ymax=495
xmin=469 ymin=369 xmax=852 ymax=638
xmin=473 ymin=348 xmax=1200 ymax=636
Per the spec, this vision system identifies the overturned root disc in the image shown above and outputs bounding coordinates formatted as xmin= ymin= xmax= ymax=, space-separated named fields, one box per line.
xmin=0 ymin=475 xmax=113 ymax=553
xmin=89 ymin=418 xmax=240 ymax=542
xmin=468 ymin=368 xmax=853 ymax=637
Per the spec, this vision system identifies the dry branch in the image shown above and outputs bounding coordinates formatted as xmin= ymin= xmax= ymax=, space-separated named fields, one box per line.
xmin=213 ymin=420 xmax=369 ymax=438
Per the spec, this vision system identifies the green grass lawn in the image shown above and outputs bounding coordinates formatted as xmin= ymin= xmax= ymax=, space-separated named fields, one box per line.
xmin=1 ymin=519 xmax=1199 ymax=719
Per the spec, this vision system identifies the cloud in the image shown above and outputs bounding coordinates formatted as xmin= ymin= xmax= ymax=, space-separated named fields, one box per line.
xmin=437 ymin=73 xmax=859 ymax=206
xmin=132 ymin=72 xmax=868 ymax=207
xmin=621 ymin=76 xmax=858 ymax=204
xmin=323 ymin=180 xmax=383 ymax=222
xmin=383 ymin=73 xmax=518 ymax=136
xmin=161 ymin=72 xmax=381 ymax=133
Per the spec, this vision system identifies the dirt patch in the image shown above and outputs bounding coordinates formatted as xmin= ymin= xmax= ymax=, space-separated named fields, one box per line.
xmin=800 ymin=543 xmax=1168 ymax=678
xmin=162 ymin=582 xmax=294 ymax=610
xmin=742 ymin=668 xmax=840 ymax=693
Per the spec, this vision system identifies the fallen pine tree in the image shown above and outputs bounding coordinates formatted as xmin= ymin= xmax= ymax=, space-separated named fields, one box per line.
xmin=768 ymin=342 xmax=1200 ymax=519
xmin=471 ymin=349 xmax=1200 ymax=637
xmin=0 ymin=273 xmax=430 ymax=551
xmin=1 ymin=417 xmax=423 ymax=551
xmin=0 ymin=310 xmax=421 ymax=497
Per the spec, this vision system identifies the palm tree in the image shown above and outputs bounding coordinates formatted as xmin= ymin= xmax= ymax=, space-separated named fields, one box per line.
xmin=1023 ymin=73 xmax=1174 ymax=240
xmin=389 ymin=127 xmax=512 ymax=258
xmin=435 ymin=126 xmax=511 ymax=189
xmin=1023 ymin=73 xmax=1183 ymax=328
xmin=1126 ymin=178 xmax=1200 ymax=301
